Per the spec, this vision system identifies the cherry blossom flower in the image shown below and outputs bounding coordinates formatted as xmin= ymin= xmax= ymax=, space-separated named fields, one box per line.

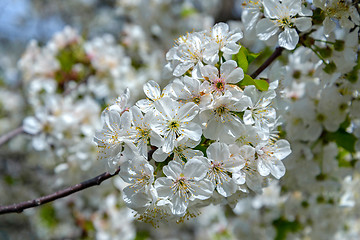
xmin=155 ymin=159 xmax=214 ymax=215
xmin=256 ymin=0 xmax=312 ymax=50
xmin=200 ymin=142 xmax=245 ymax=197
xmin=151 ymin=97 xmax=202 ymax=153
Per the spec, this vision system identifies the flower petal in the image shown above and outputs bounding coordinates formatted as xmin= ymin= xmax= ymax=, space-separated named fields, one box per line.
xmin=278 ymin=27 xmax=299 ymax=50
xmin=256 ymin=18 xmax=279 ymax=41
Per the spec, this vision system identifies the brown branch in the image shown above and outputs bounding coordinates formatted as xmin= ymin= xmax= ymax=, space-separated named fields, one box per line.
xmin=0 ymin=126 xmax=24 ymax=148
xmin=250 ymin=47 xmax=284 ymax=79
xmin=0 ymin=148 xmax=156 ymax=215
xmin=0 ymin=168 xmax=120 ymax=215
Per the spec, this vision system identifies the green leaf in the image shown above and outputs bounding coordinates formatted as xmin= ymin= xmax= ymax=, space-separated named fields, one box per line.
xmin=337 ymin=147 xmax=356 ymax=167
xmin=254 ymin=79 xmax=269 ymax=91
xmin=327 ymin=129 xmax=357 ymax=153
xmin=233 ymin=47 xmax=249 ymax=73
xmin=180 ymin=7 xmax=197 ymax=18
xmin=239 ymin=74 xmax=254 ymax=86
xmin=273 ymin=218 xmax=302 ymax=240
xmin=247 ymin=52 xmax=261 ymax=64
xmin=238 ymin=74 xmax=269 ymax=91
xmin=57 ymin=48 xmax=75 ymax=72
xmin=134 ymin=230 xmax=151 ymax=240
xmin=39 ymin=204 xmax=59 ymax=229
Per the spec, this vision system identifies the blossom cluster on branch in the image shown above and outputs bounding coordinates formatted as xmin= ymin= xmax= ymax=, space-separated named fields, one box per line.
xmin=93 ymin=22 xmax=291 ymax=224
xmin=0 ymin=0 xmax=359 ymax=239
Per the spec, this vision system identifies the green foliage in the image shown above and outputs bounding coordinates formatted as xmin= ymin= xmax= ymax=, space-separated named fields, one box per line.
xmin=54 ymin=43 xmax=95 ymax=92
xmin=233 ymin=46 xmax=260 ymax=73
xmin=238 ymin=74 xmax=269 ymax=91
xmin=334 ymin=40 xmax=345 ymax=51
xmin=3 ymin=175 xmax=15 ymax=185
xmin=323 ymin=117 xmax=357 ymax=155
xmin=39 ymin=204 xmax=59 ymax=229
xmin=273 ymin=217 xmax=302 ymax=240
xmin=326 ymin=129 xmax=357 ymax=153
xmin=180 ymin=6 xmax=198 ymax=18
xmin=318 ymin=47 xmax=332 ymax=58
xmin=194 ymin=135 xmax=215 ymax=156
xmin=134 ymin=230 xmax=151 ymax=240
xmin=323 ymin=61 xmax=336 ymax=74
xmin=0 ymin=77 xmax=5 ymax=87
xmin=337 ymin=147 xmax=357 ymax=167
xmin=247 ymin=51 xmax=261 ymax=65
xmin=213 ymin=229 xmax=233 ymax=240
xmin=233 ymin=47 xmax=248 ymax=73
xmin=312 ymin=8 xmax=325 ymax=25
xmin=345 ymin=58 xmax=359 ymax=83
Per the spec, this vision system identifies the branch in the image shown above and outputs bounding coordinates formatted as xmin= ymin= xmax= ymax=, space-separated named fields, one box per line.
xmin=250 ymin=47 xmax=284 ymax=79
xmin=0 ymin=168 xmax=120 ymax=215
xmin=0 ymin=126 xmax=24 ymax=148
xmin=0 ymin=148 xmax=156 ymax=215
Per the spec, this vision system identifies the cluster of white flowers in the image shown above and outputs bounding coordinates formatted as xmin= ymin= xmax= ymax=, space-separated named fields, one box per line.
xmin=242 ymin=0 xmax=312 ymax=50
xmin=1 ymin=0 xmax=360 ymax=238
xmin=16 ymin=25 xmax=166 ymax=184
xmin=94 ymin=22 xmax=291 ymax=224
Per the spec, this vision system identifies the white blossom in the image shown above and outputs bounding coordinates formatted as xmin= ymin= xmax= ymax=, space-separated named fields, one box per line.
xmin=155 ymin=159 xmax=214 ymax=216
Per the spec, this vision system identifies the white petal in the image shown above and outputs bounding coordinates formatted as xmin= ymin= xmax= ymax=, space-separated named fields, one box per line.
xmin=283 ymin=0 xmax=301 ymax=15
xmin=257 ymin=159 xmax=271 ymax=177
xmin=181 ymin=122 xmax=202 ymax=142
xmin=154 ymin=97 xmax=177 ymax=120
xmin=216 ymin=178 xmax=237 ymax=197
xmin=163 ymin=161 xmax=182 ymax=180
xmin=275 ymin=140 xmax=292 ymax=160
xmin=163 ymin=131 xmax=176 ymax=153
xmin=212 ymin=22 xmax=229 ymax=37
xmin=184 ymin=157 xmax=208 ymax=180
xmin=171 ymin=192 xmax=188 ymax=215
xmin=122 ymin=187 xmax=151 ymax=210
xmin=176 ymin=102 xmax=199 ymax=122
xmin=23 ymin=116 xmax=42 ymax=134
xmin=263 ymin=0 xmax=282 ymax=18
xmin=207 ymin=142 xmax=230 ymax=163
xmin=220 ymin=60 xmax=236 ymax=78
xmin=278 ymin=27 xmax=299 ymax=50
xmin=246 ymin=172 xmax=263 ymax=194
xmin=136 ymin=99 xmax=153 ymax=113
xmin=222 ymin=42 xmax=241 ymax=55
xmin=228 ymin=32 xmax=243 ymax=43
xmin=32 ymin=134 xmax=47 ymax=151
xmin=243 ymin=110 xmax=255 ymax=125
xmin=256 ymin=18 xmax=279 ymax=41
xmin=201 ymin=64 xmax=218 ymax=81
xmin=295 ymin=17 xmax=312 ymax=32
xmin=143 ymin=80 xmax=161 ymax=100
xmin=233 ymin=171 xmax=246 ymax=185
xmin=232 ymin=95 xmax=252 ymax=112
xmin=191 ymin=179 xmax=214 ymax=200
xmin=267 ymin=159 xmax=286 ymax=179
xmin=152 ymin=148 xmax=169 ymax=162
xmin=155 ymin=177 xmax=174 ymax=197
xmin=323 ymin=17 xmax=336 ymax=37
xmin=174 ymin=62 xmax=194 ymax=77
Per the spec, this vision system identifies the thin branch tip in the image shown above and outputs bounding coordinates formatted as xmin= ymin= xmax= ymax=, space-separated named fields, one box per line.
xmin=0 ymin=167 xmax=120 ymax=215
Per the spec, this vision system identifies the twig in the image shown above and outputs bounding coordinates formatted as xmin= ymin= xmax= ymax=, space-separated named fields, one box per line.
xmin=0 ymin=126 xmax=24 ymax=148
xmin=0 ymin=148 xmax=156 ymax=215
xmin=250 ymin=47 xmax=284 ymax=79
xmin=0 ymin=168 xmax=120 ymax=215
